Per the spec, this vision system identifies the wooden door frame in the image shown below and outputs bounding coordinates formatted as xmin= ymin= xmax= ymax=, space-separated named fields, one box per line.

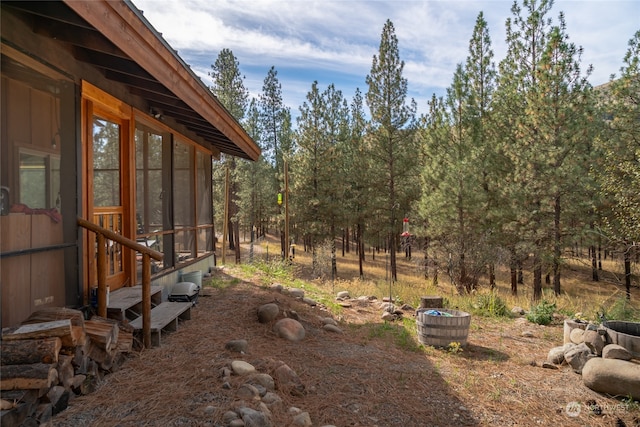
xmin=81 ymin=81 xmax=135 ymax=294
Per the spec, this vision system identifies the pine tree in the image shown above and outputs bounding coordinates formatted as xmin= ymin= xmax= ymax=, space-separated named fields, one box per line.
xmin=259 ymin=66 xmax=292 ymax=257
xmin=495 ymin=0 xmax=595 ymax=299
xmin=292 ymin=82 xmax=348 ymax=278
xmin=595 ymin=30 xmax=640 ymax=299
xmin=209 ymin=49 xmax=249 ymax=257
xmin=365 ymin=19 xmax=418 ymax=282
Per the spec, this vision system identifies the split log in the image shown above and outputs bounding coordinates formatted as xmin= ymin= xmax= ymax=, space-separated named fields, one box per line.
xmin=23 ymin=307 xmax=86 ymax=346
xmin=47 ymin=385 xmax=69 ymax=415
xmin=2 ymin=319 xmax=73 ymax=343
xmin=0 ymin=338 xmax=61 ymax=365
xmin=87 ymin=341 xmax=114 ymax=371
xmin=115 ymin=326 xmax=133 ymax=353
xmin=0 ymin=363 xmax=58 ymax=390
xmin=23 ymin=307 xmax=85 ymax=327
xmin=85 ymin=316 xmax=119 ymax=352
xmin=56 ymin=355 xmax=75 ymax=391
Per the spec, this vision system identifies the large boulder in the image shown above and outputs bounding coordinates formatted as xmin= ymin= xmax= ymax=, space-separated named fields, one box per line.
xmin=582 ymin=358 xmax=640 ymax=400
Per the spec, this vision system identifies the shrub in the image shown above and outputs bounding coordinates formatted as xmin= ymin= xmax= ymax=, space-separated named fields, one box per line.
xmin=472 ymin=292 xmax=509 ymax=317
xmin=526 ymin=300 xmax=556 ymax=325
xmin=600 ymin=296 xmax=640 ymax=322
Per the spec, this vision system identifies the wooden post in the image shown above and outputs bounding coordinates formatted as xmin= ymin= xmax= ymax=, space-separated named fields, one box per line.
xmin=142 ymin=253 xmax=151 ymax=348
xmin=221 ymin=167 xmax=230 ymax=265
xmin=97 ymin=233 xmax=107 ymax=317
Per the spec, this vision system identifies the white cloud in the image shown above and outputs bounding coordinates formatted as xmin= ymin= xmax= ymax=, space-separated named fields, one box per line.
xmin=133 ymin=0 xmax=639 ymax=117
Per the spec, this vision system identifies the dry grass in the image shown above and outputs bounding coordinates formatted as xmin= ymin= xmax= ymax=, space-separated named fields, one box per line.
xmin=53 ymin=234 xmax=640 ymax=427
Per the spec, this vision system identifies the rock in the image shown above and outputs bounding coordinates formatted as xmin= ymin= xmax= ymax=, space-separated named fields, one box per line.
xmin=379 ymin=302 xmax=394 ymax=311
xmin=223 ymin=410 xmax=240 ymax=424
xmin=547 ymin=346 xmax=566 ymax=365
xmin=284 ymin=309 xmax=299 ymax=320
xmin=570 ymin=328 xmax=585 ymax=344
xmin=273 ymin=364 xmax=305 ymax=396
xmin=231 ymin=360 xmax=256 ymax=376
xmin=261 ymin=391 xmax=283 ymax=407
xmin=225 ymin=339 xmax=249 ymax=353
xmin=273 ymin=318 xmax=306 ymax=342
xmin=400 ymin=304 xmax=414 ymax=311
xmin=512 ymin=306 xmax=525 ymax=316
xmin=542 ymin=362 xmax=559 ymax=370
xmin=336 ymin=291 xmax=350 ymax=299
xmin=238 ymin=406 xmax=272 ymax=427
xmin=521 ymin=330 xmax=535 ymax=338
xmin=564 ymin=343 xmax=595 ymax=374
xmin=582 ymin=330 xmax=605 ymax=356
xmin=582 ymin=358 xmax=640 ymax=400
xmin=302 ymin=297 xmax=317 ymax=306
xmin=321 ymin=317 xmax=337 ymax=326
xmin=602 ymin=344 xmax=632 ymax=361
xmin=229 ymin=419 xmax=245 ymax=427
xmin=270 ymin=283 xmax=283 ymax=292
xmin=237 ymin=383 xmax=260 ymax=400
xmin=352 ymin=296 xmax=368 ymax=306
xmin=257 ymin=303 xmax=280 ymax=323
xmin=381 ymin=312 xmax=396 ymax=321
xmin=322 ymin=324 xmax=343 ymax=334
xmin=291 ymin=411 xmax=312 ymax=426
xmin=249 ymin=373 xmax=275 ymax=391
xmin=286 ymin=288 xmax=305 ymax=299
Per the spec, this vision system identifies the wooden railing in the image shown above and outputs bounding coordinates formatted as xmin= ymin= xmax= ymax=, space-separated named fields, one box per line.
xmin=78 ymin=218 xmax=164 ymax=348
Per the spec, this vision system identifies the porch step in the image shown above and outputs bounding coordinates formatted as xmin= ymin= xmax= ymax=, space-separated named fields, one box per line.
xmin=107 ymin=285 xmax=163 ymax=321
xmin=129 ymin=302 xmax=192 ymax=347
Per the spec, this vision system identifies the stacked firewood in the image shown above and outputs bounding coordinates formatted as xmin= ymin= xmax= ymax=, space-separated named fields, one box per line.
xmin=0 ymin=307 xmax=133 ymax=426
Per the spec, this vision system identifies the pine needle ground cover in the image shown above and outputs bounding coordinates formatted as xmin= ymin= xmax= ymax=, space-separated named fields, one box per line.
xmin=54 ymin=234 xmax=640 ymax=427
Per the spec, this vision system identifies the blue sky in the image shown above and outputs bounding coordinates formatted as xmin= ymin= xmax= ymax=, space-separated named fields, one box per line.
xmin=132 ymin=0 xmax=639 ymax=120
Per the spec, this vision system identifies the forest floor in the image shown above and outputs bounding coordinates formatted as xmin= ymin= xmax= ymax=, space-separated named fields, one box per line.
xmin=53 ymin=234 xmax=640 ymax=427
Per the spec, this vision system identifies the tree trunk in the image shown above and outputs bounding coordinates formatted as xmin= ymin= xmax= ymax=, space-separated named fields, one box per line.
xmin=489 ymin=263 xmax=496 ymax=290
xmin=357 ymin=223 xmax=364 ymax=280
xmin=591 ymin=222 xmax=599 ymax=281
xmin=234 ymin=220 xmax=241 ymax=264
xmin=533 ymin=254 xmax=543 ymax=301
xmin=553 ymin=195 xmax=562 ymax=296
xmin=423 ymin=236 xmax=430 ymax=280
xmin=625 ymin=243 xmax=631 ymax=300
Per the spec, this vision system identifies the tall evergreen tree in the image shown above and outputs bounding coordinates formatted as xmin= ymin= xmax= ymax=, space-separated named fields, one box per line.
xmin=495 ymin=0 xmax=595 ymax=299
xmin=259 ymin=66 xmax=292 ymax=257
xmin=365 ymin=19 xmax=418 ymax=282
xmin=466 ymin=12 xmax=500 ymax=288
xmin=209 ymin=49 xmax=249 ymax=257
xmin=292 ymin=82 xmax=348 ymax=278
xmin=594 ymin=31 xmax=640 ymax=299
xmin=495 ymin=0 xmax=555 ymax=300
xmin=344 ymin=88 xmax=371 ymax=279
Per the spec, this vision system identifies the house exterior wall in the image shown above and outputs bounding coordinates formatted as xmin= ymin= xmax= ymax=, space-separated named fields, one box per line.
xmin=1 ymin=5 xmax=218 ymax=328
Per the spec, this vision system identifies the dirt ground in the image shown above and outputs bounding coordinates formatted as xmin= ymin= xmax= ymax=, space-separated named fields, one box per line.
xmin=52 ymin=260 xmax=640 ymax=427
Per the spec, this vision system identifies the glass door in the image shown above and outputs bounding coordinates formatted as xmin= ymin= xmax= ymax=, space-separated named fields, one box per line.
xmin=91 ymin=115 xmax=127 ymax=289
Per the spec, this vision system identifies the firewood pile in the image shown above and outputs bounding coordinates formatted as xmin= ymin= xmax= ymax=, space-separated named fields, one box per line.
xmin=1 ymin=307 xmax=133 ymax=426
